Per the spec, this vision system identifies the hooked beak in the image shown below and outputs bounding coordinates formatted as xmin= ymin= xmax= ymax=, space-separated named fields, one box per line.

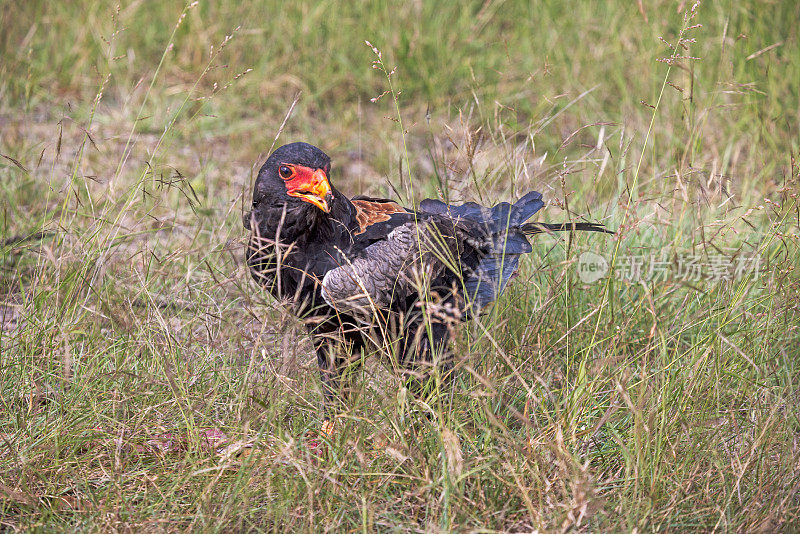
xmin=286 ymin=168 xmax=333 ymax=213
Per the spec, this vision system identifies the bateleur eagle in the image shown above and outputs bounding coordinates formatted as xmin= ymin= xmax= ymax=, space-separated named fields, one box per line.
xmin=244 ymin=142 xmax=611 ymax=434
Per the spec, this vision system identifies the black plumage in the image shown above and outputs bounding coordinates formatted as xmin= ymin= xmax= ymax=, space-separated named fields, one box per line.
xmin=244 ymin=142 xmax=611 ymax=423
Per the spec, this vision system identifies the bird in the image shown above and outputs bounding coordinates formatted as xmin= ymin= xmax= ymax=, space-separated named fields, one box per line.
xmin=244 ymin=142 xmax=611 ymax=436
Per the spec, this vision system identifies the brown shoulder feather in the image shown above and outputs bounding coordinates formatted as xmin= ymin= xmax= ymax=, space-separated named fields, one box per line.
xmin=350 ymin=199 xmax=407 ymax=235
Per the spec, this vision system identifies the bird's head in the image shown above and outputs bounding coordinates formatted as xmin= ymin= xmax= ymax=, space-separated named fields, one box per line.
xmin=248 ymin=143 xmax=334 ymax=227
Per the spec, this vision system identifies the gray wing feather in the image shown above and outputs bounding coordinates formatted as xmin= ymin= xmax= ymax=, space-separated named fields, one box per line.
xmin=321 ymin=221 xmax=460 ymax=316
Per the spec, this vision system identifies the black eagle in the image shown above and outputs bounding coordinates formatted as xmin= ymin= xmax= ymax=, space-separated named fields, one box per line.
xmin=244 ymin=142 xmax=611 ymax=434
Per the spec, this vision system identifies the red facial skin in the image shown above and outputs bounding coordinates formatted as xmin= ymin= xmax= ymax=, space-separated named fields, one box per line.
xmin=280 ymin=164 xmax=332 ymax=212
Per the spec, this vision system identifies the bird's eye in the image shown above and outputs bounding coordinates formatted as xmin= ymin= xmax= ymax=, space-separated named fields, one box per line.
xmin=278 ymin=165 xmax=293 ymax=179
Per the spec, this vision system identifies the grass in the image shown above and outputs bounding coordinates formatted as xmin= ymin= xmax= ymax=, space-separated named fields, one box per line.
xmin=1 ymin=0 xmax=799 ymax=531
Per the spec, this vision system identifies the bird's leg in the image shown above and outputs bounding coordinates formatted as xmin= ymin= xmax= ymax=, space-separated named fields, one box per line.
xmin=312 ymin=337 xmax=345 ymax=436
xmin=310 ymin=326 xmax=365 ymax=438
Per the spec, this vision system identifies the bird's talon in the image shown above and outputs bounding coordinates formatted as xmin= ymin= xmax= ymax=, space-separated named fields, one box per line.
xmin=321 ymin=419 xmax=336 ymax=437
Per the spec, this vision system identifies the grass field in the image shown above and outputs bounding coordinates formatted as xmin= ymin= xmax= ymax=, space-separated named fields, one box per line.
xmin=1 ymin=0 xmax=799 ymax=531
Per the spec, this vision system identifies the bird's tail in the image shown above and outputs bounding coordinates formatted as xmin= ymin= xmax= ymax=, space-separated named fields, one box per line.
xmin=521 ymin=222 xmax=614 ymax=235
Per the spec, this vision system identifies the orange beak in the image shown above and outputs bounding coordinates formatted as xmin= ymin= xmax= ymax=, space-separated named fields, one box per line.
xmin=285 ymin=167 xmax=332 ymax=213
